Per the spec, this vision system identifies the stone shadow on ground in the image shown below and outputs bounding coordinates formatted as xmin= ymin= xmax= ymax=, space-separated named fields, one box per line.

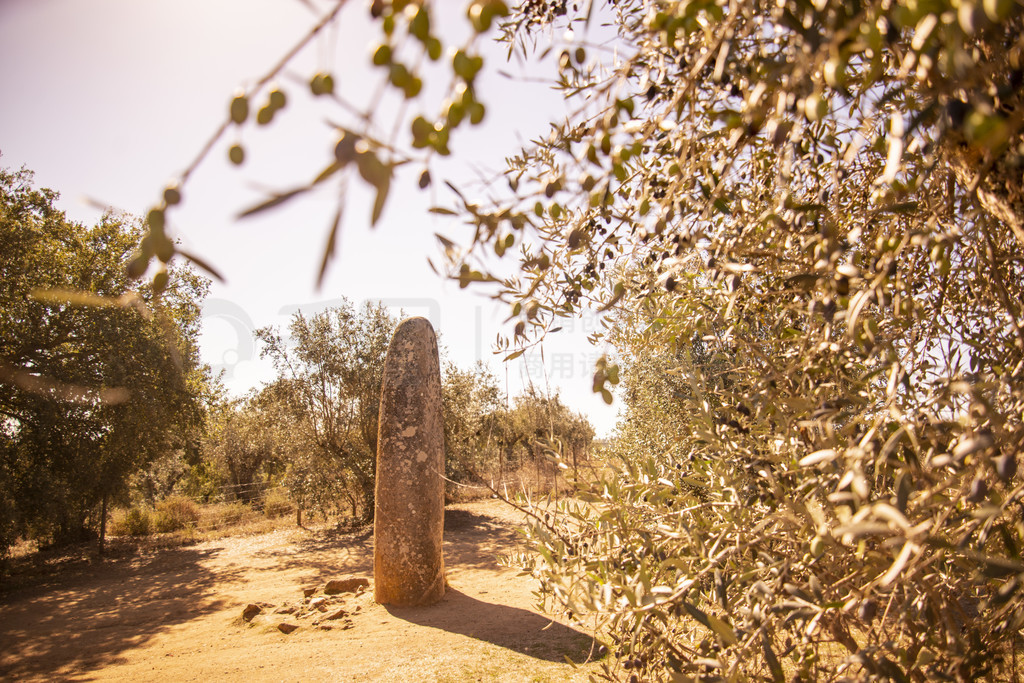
xmin=253 ymin=506 xmax=519 ymax=579
xmin=0 ymin=545 xmax=239 ymax=681
xmin=443 ymin=507 xmax=503 ymax=532
xmin=441 ymin=507 xmax=525 ymax=574
xmin=251 ymin=525 xmax=374 ymax=582
xmin=384 ymin=588 xmax=600 ymax=664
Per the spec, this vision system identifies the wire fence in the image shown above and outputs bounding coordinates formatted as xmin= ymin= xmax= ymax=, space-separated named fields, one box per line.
xmin=108 ymin=481 xmax=299 ymax=536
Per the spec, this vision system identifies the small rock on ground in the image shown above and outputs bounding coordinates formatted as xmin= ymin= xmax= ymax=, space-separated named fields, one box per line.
xmin=324 ymin=577 xmax=369 ymax=595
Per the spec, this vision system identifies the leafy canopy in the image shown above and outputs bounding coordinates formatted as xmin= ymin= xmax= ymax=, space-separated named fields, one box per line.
xmin=0 ymin=165 xmax=209 ymax=551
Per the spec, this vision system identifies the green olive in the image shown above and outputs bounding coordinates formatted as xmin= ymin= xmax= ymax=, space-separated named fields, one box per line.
xmin=410 ymin=6 xmax=430 ymax=41
xmin=147 ymin=208 xmax=165 ymax=233
xmin=447 ymin=101 xmax=465 ymax=127
xmin=356 ymin=150 xmax=389 ymax=186
xmin=984 ymin=0 xmax=1013 ymax=21
xmin=804 ymin=93 xmax=828 ymax=121
xmin=468 ymin=2 xmax=492 ymax=32
xmin=411 ymin=116 xmax=433 ymax=147
xmin=228 ymin=144 xmax=245 ymax=165
xmin=268 ymin=88 xmax=287 ymax=110
xmin=126 ymin=252 xmax=150 ymax=279
xmin=334 ymin=132 xmax=358 ymax=164
xmin=404 ymin=77 xmax=423 ymax=98
xmin=310 ymin=72 xmax=334 ymax=96
xmin=372 ymin=44 xmax=392 ymax=66
xmin=152 ymin=270 xmax=169 ymax=294
xmin=426 ymin=37 xmax=442 ymax=61
xmin=468 ymin=102 xmax=485 ymax=124
xmin=309 ymin=73 xmax=324 ymax=95
xmin=154 ymin=236 xmax=175 ymax=263
xmin=390 ymin=63 xmax=411 ymax=88
xmin=230 ymin=94 xmax=249 ymax=124
xmin=163 ymin=184 xmax=182 ymax=206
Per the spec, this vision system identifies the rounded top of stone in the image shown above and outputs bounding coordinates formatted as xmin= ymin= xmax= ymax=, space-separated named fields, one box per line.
xmin=393 ymin=316 xmax=436 ymax=339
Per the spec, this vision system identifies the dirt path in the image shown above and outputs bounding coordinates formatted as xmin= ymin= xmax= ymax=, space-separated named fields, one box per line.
xmin=0 ymin=499 xmax=603 ymax=682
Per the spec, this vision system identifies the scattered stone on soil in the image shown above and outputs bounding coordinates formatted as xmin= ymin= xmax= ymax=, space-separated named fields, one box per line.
xmin=242 ymin=588 xmax=371 ymax=636
xmin=313 ymin=617 xmax=354 ymax=631
xmin=323 ymin=577 xmax=369 ymax=595
xmin=302 ymin=586 xmax=317 ymax=598
xmin=242 ymin=604 xmax=263 ymax=622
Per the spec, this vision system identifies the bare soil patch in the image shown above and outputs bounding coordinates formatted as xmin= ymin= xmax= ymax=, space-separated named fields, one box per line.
xmin=0 ymin=499 xmax=602 ymax=682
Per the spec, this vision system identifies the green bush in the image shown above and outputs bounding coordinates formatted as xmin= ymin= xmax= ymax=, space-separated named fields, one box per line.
xmin=262 ymin=488 xmax=293 ymax=519
xmin=202 ymin=501 xmax=258 ymax=530
xmin=154 ymin=495 xmax=199 ymax=533
xmin=111 ymin=507 xmax=153 ymax=537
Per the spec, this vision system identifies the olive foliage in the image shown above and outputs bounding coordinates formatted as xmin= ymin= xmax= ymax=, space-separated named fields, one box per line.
xmin=464 ymin=1 xmax=1024 ymax=680
xmin=256 ymin=299 xmax=396 ymax=519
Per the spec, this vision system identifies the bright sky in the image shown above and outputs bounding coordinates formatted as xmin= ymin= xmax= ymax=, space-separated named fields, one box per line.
xmin=0 ymin=0 xmax=621 ymax=435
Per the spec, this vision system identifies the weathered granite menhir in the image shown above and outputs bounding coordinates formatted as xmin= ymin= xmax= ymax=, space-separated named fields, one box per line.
xmin=373 ymin=316 xmax=446 ymax=606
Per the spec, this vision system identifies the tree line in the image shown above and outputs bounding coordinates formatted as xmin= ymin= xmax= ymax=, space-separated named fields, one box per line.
xmin=195 ymin=299 xmax=595 ymax=523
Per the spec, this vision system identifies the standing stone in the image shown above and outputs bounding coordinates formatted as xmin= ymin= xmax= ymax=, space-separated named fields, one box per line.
xmin=373 ymin=317 xmax=446 ymax=606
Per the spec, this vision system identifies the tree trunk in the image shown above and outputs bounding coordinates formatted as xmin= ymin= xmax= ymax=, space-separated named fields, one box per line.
xmin=499 ymin=446 xmax=505 ymax=487
xmin=534 ymin=444 xmax=541 ymax=496
xmin=345 ymin=488 xmax=359 ymax=519
xmin=97 ymin=494 xmax=108 ymax=555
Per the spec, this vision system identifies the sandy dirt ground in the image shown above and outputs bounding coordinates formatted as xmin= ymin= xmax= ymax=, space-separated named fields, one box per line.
xmin=0 ymin=499 xmax=604 ymax=682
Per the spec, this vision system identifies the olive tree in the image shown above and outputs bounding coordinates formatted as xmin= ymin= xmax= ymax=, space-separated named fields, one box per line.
xmin=256 ymin=299 xmax=396 ymax=519
xmin=442 ymin=360 xmax=504 ymax=494
xmin=448 ymin=2 xmax=1024 ymax=680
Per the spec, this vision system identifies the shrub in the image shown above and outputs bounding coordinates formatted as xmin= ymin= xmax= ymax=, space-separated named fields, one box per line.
xmin=262 ymin=488 xmax=293 ymax=519
xmin=111 ymin=506 xmax=153 ymax=537
xmin=201 ymin=501 xmax=257 ymax=530
xmin=154 ymin=495 xmax=199 ymax=533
